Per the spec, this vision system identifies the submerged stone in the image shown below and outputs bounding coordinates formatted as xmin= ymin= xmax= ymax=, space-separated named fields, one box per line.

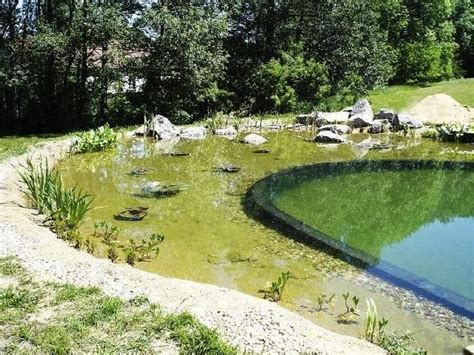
xmin=214 ymin=164 xmax=241 ymax=173
xmin=114 ymin=207 xmax=148 ymax=221
xmin=254 ymin=148 xmax=271 ymax=154
xmin=139 ymin=181 xmax=186 ymax=198
xmin=128 ymin=167 xmax=153 ymax=177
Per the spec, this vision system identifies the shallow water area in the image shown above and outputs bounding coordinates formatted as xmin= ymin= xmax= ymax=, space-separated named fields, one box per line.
xmin=57 ymin=131 xmax=474 ymax=353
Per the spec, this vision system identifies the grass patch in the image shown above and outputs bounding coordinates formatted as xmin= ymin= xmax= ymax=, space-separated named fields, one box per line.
xmin=0 ymin=134 xmax=66 ymax=162
xmin=0 ymin=257 xmax=236 ymax=354
xmin=369 ymin=78 xmax=474 ymax=112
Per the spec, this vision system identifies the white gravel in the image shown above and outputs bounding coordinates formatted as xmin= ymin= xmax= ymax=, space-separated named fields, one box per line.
xmin=0 ymin=139 xmax=384 ymax=354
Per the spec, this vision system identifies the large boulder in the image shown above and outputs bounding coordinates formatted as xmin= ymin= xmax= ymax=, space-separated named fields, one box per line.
xmin=319 ymin=124 xmax=352 ymax=135
xmin=375 ymin=108 xmax=397 ymax=124
xmin=180 ymin=126 xmax=207 ymax=140
xmin=242 ymin=134 xmax=268 ymax=145
xmin=349 ymin=99 xmax=374 ymax=128
xmin=313 ymin=131 xmax=347 ymax=144
xmin=147 ymin=115 xmax=180 ymax=140
xmin=393 ymin=114 xmax=424 ymax=130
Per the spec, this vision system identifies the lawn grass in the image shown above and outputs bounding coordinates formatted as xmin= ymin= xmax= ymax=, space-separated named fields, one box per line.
xmin=369 ymin=78 xmax=474 ymax=112
xmin=0 ymin=257 xmax=236 ymax=354
xmin=0 ymin=134 xmax=64 ymax=162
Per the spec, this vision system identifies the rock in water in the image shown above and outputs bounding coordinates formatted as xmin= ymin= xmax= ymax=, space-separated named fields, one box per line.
xmin=375 ymin=108 xmax=397 ymax=124
xmin=214 ymin=164 xmax=241 ymax=173
xmin=313 ymin=131 xmax=347 ymax=144
xmin=368 ymin=121 xmax=383 ymax=134
xmin=215 ymin=126 xmax=238 ymax=138
xmin=242 ymin=134 xmax=268 ymax=145
xmin=114 ymin=207 xmax=148 ymax=222
xmin=319 ymin=124 xmax=352 ymax=135
xmin=393 ymin=114 xmax=424 ymax=130
xmin=349 ymin=99 xmax=374 ymax=128
xmin=140 ymin=181 xmax=185 ymax=198
xmin=180 ymin=126 xmax=207 ymax=139
xmin=147 ymin=115 xmax=180 ymax=140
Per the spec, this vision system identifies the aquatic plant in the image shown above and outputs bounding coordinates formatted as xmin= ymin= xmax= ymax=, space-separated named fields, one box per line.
xmin=377 ymin=331 xmax=426 ymax=355
xmin=19 ymin=159 xmax=93 ymax=230
xmin=337 ymin=292 xmax=360 ymax=323
xmin=124 ymin=234 xmax=165 ymax=265
xmin=435 ymin=123 xmax=471 ymax=142
xmin=93 ymin=221 xmax=120 ymax=246
xmin=107 ymin=246 xmax=119 ymax=263
xmin=316 ymin=293 xmax=335 ymax=312
xmin=72 ymin=124 xmax=118 ymax=154
xmin=260 ymin=271 xmax=291 ymax=302
xmin=365 ymin=298 xmax=389 ymax=343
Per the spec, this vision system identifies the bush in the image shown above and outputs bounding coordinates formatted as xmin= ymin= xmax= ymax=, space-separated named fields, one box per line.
xmin=72 ymin=124 xmax=118 ymax=154
xmin=254 ymin=46 xmax=330 ymax=113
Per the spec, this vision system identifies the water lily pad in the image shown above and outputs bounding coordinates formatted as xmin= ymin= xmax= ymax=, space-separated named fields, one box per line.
xmin=114 ymin=207 xmax=148 ymax=221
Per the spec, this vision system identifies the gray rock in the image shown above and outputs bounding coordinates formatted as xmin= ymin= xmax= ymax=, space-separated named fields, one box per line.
xmin=296 ymin=113 xmax=317 ymax=125
xmin=464 ymin=344 xmax=474 ymax=355
xmin=349 ymin=99 xmax=374 ymax=128
xmin=215 ymin=126 xmax=237 ymax=137
xmin=180 ymin=126 xmax=207 ymax=140
xmin=319 ymin=124 xmax=352 ymax=135
xmin=393 ymin=114 xmax=424 ymax=130
xmin=242 ymin=134 xmax=268 ymax=146
xmin=368 ymin=120 xmax=391 ymax=134
xmin=375 ymin=108 xmax=397 ymax=124
xmin=314 ymin=131 xmax=347 ymax=144
xmin=147 ymin=115 xmax=180 ymax=140
xmin=350 ymin=99 xmax=374 ymax=119
xmin=315 ymin=112 xmax=351 ymax=127
xmin=350 ymin=114 xmax=373 ymax=128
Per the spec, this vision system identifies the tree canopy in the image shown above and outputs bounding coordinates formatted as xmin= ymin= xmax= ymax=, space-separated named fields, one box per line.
xmin=0 ymin=0 xmax=471 ymax=133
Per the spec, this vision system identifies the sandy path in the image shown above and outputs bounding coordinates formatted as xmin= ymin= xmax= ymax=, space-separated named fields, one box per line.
xmin=0 ymin=139 xmax=383 ymax=354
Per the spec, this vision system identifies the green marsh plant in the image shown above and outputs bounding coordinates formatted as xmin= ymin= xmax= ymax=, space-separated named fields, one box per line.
xmin=337 ymin=292 xmax=360 ymax=323
xmin=93 ymin=221 xmax=120 ymax=246
xmin=260 ymin=271 xmax=291 ymax=302
xmin=72 ymin=124 xmax=118 ymax=154
xmin=365 ymin=298 xmax=388 ymax=343
xmin=19 ymin=159 xmax=93 ymax=232
xmin=316 ymin=293 xmax=335 ymax=312
xmin=123 ymin=234 xmax=165 ymax=266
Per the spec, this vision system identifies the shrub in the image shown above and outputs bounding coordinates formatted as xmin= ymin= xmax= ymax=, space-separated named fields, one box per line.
xmin=72 ymin=124 xmax=118 ymax=154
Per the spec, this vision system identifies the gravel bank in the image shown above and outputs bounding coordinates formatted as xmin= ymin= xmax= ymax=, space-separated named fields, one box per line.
xmin=0 ymin=139 xmax=383 ymax=354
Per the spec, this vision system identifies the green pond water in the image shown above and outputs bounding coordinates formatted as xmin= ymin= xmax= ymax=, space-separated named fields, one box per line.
xmin=57 ymin=132 xmax=474 ymax=353
xmin=271 ymin=167 xmax=474 ymax=301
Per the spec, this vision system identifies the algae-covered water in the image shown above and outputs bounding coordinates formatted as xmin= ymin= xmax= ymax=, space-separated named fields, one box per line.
xmin=57 ymin=132 xmax=474 ymax=353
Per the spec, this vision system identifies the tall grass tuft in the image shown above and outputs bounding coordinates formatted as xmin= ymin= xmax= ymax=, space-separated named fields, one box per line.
xmin=19 ymin=159 xmax=93 ymax=230
xmin=72 ymin=124 xmax=118 ymax=154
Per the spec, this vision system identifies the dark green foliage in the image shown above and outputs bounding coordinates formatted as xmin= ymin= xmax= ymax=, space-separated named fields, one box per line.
xmin=72 ymin=124 xmax=118 ymax=154
xmin=0 ymin=0 xmax=470 ymax=134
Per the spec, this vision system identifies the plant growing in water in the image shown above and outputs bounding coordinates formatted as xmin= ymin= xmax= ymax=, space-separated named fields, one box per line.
xmin=19 ymin=159 xmax=93 ymax=231
xmin=337 ymin=292 xmax=360 ymax=323
xmin=365 ymin=298 xmax=389 ymax=343
xmin=316 ymin=293 xmax=335 ymax=312
xmin=123 ymin=234 xmax=165 ymax=265
xmin=107 ymin=246 xmax=119 ymax=263
xmin=259 ymin=271 xmax=291 ymax=302
xmin=93 ymin=221 xmax=120 ymax=246
xmin=72 ymin=124 xmax=118 ymax=154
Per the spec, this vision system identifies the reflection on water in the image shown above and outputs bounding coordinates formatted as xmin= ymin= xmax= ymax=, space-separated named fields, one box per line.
xmin=57 ymin=132 xmax=474 ymax=353
xmin=272 ymin=168 xmax=474 ymax=300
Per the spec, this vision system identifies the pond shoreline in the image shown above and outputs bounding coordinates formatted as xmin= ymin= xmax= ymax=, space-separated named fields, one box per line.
xmin=0 ymin=138 xmax=383 ymax=353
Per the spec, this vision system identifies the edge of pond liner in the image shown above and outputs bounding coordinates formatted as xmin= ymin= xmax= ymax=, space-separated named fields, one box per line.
xmin=244 ymin=159 xmax=474 ymax=320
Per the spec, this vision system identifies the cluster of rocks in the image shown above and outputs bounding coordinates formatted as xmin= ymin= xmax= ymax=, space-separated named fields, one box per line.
xmin=302 ymin=99 xmax=425 ymax=144
xmin=135 ymin=114 xmax=268 ymax=146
